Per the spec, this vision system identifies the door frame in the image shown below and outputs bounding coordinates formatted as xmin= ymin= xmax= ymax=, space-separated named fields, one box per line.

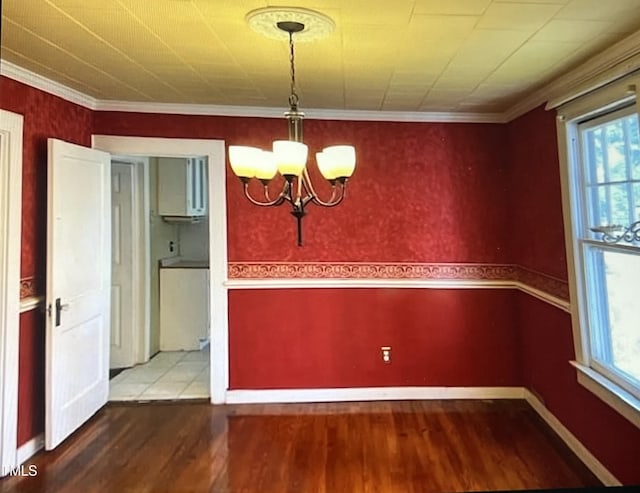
xmin=92 ymin=136 xmax=228 ymax=403
xmin=111 ymin=156 xmax=151 ymax=366
xmin=0 ymin=110 xmax=24 ymax=473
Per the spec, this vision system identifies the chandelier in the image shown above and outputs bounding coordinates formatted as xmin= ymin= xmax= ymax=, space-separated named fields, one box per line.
xmin=228 ymin=8 xmax=356 ymax=246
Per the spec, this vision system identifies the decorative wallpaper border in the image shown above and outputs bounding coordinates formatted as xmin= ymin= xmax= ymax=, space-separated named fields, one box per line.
xmin=228 ymin=262 xmax=517 ymax=281
xmin=227 ymin=262 xmax=569 ymax=302
xmin=19 ymin=276 xmax=41 ymax=299
xmin=515 ymin=266 xmax=570 ymax=302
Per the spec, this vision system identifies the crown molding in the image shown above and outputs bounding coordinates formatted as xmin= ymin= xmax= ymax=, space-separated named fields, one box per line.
xmin=1 ymin=58 xmax=503 ymax=123
xmin=0 ymin=60 xmax=97 ymax=110
xmin=94 ymin=99 xmax=505 ymax=123
xmin=504 ymin=30 xmax=640 ymax=121
xmin=544 ymin=29 xmax=640 ymax=110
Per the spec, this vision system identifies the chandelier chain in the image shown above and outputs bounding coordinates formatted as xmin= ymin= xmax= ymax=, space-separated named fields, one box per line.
xmin=288 ymin=31 xmax=299 ymax=109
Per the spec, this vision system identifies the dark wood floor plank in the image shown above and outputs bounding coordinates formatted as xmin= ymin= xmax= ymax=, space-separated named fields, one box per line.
xmin=0 ymin=400 xmax=602 ymax=493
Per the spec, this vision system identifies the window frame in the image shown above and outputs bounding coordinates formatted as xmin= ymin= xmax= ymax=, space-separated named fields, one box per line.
xmin=556 ymin=73 xmax=640 ymax=429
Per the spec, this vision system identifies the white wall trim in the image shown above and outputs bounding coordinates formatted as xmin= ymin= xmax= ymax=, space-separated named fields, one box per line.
xmin=571 ymin=362 xmax=640 ymax=430
xmin=93 ymin=99 xmax=505 ymax=123
xmin=91 ymin=135 xmax=228 ymax=404
xmin=226 ymin=386 xmax=527 ymax=404
xmin=506 ymin=30 xmax=640 ymax=121
xmin=0 ymin=60 xmax=97 ymax=110
xmin=513 ymin=282 xmax=571 ymax=313
xmin=524 ymin=389 xmax=621 ymax=486
xmin=0 ymin=59 xmax=504 ymax=123
xmin=0 ymin=109 xmax=23 ymax=476
xmin=225 ymin=278 xmax=570 ymax=313
xmin=16 ymin=434 xmax=44 ymax=466
xmin=19 ymin=296 xmax=44 ymax=314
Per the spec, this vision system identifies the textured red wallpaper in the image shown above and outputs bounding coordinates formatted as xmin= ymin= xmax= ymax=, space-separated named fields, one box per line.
xmin=0 ymin=76 xmax=93 ymax=280
xmin=516 ymin=292 xmax=640 ymax=484
xmin=17 ymin=309 xmax=45 ymax=446
xmin=94 ymin=112 xmax=511 ymax=263
xmin=229 ymin=288 xmax=521 ymax=389
xmin=507 ymin=105 xmax=567 ymax=280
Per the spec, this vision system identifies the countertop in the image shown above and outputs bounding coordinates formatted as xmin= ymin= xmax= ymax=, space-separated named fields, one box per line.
xmin=160 ymin=257 xmax=209 ymax=269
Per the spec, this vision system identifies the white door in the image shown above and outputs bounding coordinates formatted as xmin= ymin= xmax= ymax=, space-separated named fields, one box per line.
xmin=46 ymin=139 xmax=111 ymax=450
xmin=110 ymin=162 xmax=135 ymax=369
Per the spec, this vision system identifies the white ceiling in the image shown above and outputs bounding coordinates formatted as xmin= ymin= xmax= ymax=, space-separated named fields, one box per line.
xmin=3 ymin=0 xmax=640 ymax=114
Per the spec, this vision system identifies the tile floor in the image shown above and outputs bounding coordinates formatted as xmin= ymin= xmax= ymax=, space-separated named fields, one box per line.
xmin=109 ymin=348 xmax=210 ymax=401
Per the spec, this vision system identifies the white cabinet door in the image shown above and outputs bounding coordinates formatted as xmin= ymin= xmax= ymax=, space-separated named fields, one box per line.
xmin=158 ymin=157 xmax=207 ymax=217
xmin=159 ymin=268 xmax=209 ymax=351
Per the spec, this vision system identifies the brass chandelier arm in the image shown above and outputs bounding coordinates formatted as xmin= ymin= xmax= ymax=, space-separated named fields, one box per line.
xmin=300 ymin=168 xmax=346 ymax=207
xmin=243 ymin=182 xmax=290 ymax=207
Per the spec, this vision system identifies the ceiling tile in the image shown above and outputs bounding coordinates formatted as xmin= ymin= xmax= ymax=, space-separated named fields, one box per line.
xmin=556 ymin=0 xmax=640 ymax=21
xmin=476 ymin=2 xmax=562 ymax=31
xmin=413 ymin=0 xmax=491 ymax=16
xmin=406 ymin=14 xmax=479 ymax=40
xmin=531 ymin=19 xmax=611 ymax=42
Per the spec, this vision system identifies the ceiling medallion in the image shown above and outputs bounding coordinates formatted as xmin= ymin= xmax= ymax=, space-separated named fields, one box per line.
xmin=245 ymin=7 xmax=335 ymax=43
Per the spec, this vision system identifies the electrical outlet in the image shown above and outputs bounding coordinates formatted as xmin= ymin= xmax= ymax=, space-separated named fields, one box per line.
xmin=381 ymin=346 xmax=391 ymax=363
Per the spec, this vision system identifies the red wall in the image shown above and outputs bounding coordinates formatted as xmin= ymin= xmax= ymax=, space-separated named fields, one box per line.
xmin=229 ymin=289 xmax=520 ymax=389
xmin=17 ymin=310 xmax=45 ymax=446
xmin=1 ymin=76 xmax=93 ymax=446
xmin=1 ymin=76 xmax=93 ymax=279
xmin=516 ymin=293 xmax=640 ymax=484
xmin=507 ymin=105 xmax=567 ymax=280
xmin=94 ymin=113 xmax=511 ymax=263
xmin=508 ymin=106 xmax=640 ymax=484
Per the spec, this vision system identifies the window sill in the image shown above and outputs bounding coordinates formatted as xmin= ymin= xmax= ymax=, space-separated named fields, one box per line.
xmin=571 ymin=361 xmax=640 ymax=429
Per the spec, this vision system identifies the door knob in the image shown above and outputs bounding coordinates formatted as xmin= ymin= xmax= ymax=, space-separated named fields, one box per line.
xmin=52 ymin=298 xmax=70 ymax=327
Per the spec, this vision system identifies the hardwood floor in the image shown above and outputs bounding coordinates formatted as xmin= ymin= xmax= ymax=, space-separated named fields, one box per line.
xmin=0 ymin=400 xmax=601 ymax=493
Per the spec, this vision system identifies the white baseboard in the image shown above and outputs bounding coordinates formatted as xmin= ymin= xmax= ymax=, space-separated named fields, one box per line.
xmin=225 ymin=386 xmax=527 ymax=404
xmin=523 ymin=390 xmax=621 ymax=486
xmin=16 ymin=434 xmax=44 ymax=465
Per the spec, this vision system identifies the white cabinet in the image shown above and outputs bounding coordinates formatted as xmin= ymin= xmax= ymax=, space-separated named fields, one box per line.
xmin=158 ymin=157 xmax=207 ymax=217
xmin=159 ymin=268 xmax=209 ymax=351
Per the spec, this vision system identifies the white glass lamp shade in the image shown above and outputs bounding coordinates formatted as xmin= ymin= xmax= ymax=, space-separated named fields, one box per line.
xmin=228 ymin=145 xmax=261 ymax=178
xmin=273 ymin=140 xmax=308 ymax=176
xmin=322 ymin=145 xmax=356 ymax=179
xmin=316 ymin=151 xmax=338 ymax=180
xmin=254 ymin=150 xmax=278 ymax=181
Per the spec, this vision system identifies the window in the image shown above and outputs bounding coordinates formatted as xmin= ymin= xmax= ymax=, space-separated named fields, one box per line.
xmin=558 ymin=78 xmax=640 ymax=427
xmin=577 ymin=107 xmax=640 ymax=400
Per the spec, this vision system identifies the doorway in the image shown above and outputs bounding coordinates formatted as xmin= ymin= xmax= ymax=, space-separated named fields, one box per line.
xmin=92 ymin=136 xmax=228 ymax=404
xmin=108 ymin=154 xmax=211 ymax=401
